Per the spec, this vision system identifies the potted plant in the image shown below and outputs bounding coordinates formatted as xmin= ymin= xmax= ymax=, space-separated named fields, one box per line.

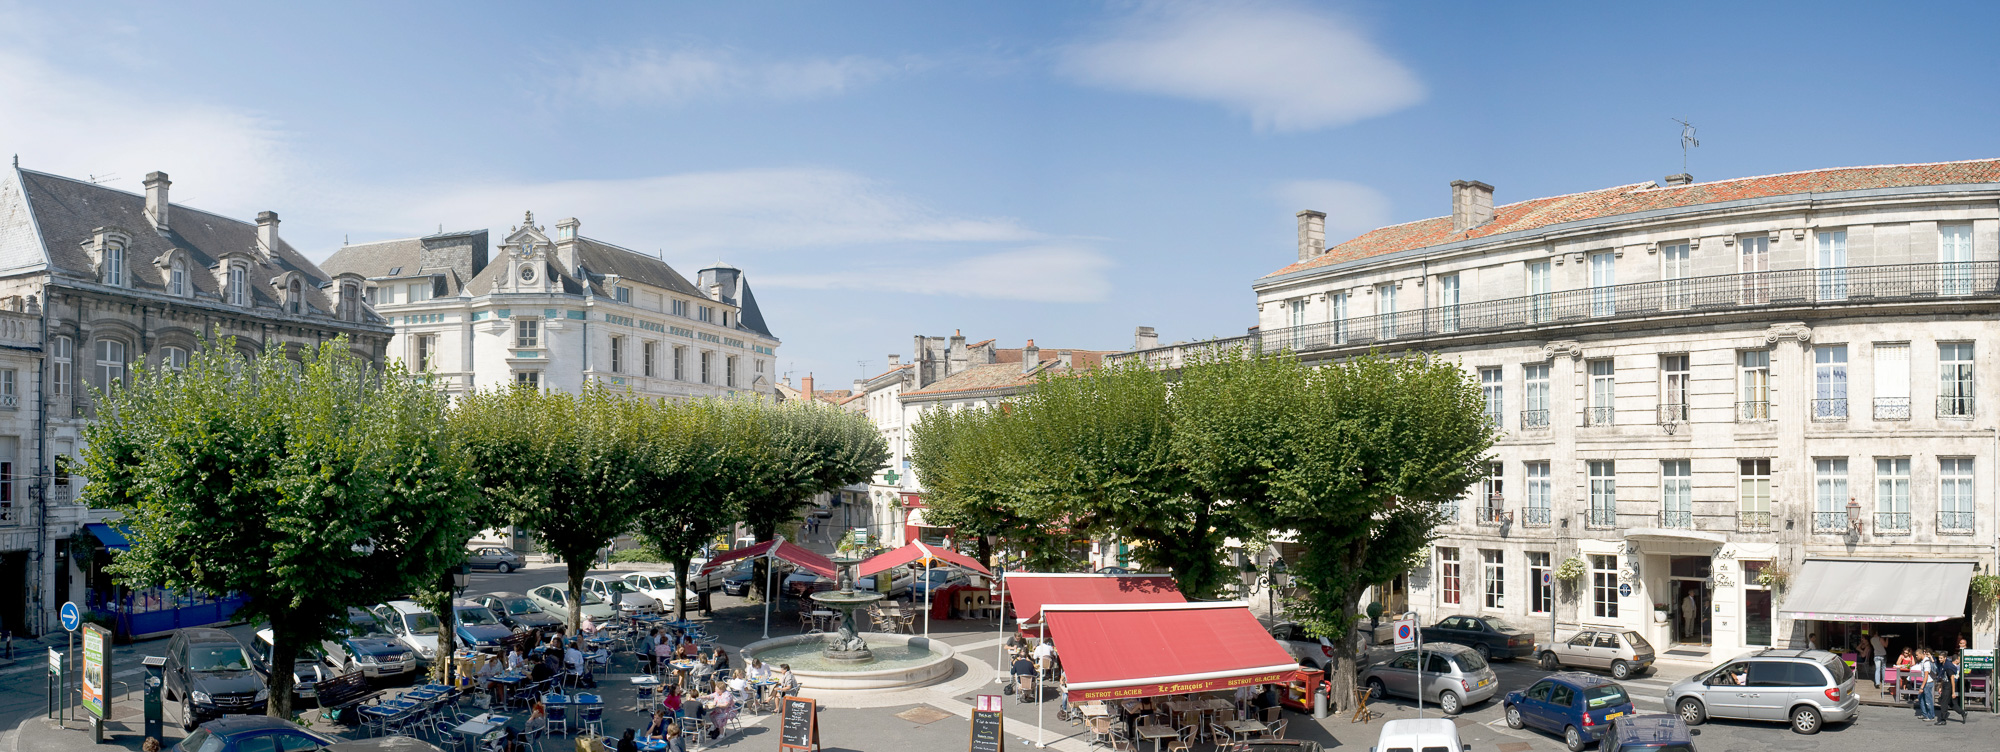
xmin=1652 ymin=603 xmax=1670 ymax=624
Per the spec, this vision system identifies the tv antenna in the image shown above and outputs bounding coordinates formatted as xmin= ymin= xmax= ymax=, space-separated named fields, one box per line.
xmin=857 ymin=359 xmax=870 ymax=377
xmin=88 ymin=173 xmax=118 ymax=185
xmin=1672 ymin=118 xmax=1699 ymax=173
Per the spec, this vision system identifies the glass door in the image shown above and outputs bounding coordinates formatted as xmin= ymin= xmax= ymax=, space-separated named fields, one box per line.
xmin=1739 ymin=235 xmax=1770 ymax=304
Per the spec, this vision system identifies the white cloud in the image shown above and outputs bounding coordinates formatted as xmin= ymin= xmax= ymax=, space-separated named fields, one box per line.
xmin=1273 ymin=179 xmax=1392 ymax=241
xmin=557 ymin=46 xmax=908 ymax=106
xmin=1061 ymin=1 xmax=1424 ymax=132
xmin=759 ymin=244 xmax=1115 ymax=303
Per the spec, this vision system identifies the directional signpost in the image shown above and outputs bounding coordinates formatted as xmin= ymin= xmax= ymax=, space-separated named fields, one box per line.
xmin=57 ymin=601 xmax=80 ymax=727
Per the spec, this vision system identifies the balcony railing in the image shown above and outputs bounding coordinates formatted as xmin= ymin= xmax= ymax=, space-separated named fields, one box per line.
xmin=1475 ymin=496 xmax=1505 ymax=526
xmin=1813 ymin=398 xmax=1849 ymax=421
xmin=1939 ymin=395 xmax=1975 ymax=419
xmin=1939 ymin=511 xmax=1976 ymax=532
xmin=1438 ymin=502 xmax=1458 ymax=522
xmin=1249 ymin=261 xmax=2000 ymax=356
xmin=1737 ymin=401 xmax=1771 ymax=422
xmin=1874 ymin=397 xmax=1911 ymax=421
xmin=1521 ymin=507 xmax=1551 ymax=527
xmin=1874 ymin=511 xmax=1911 ymax=533
xmin=1521 ymin=409 xmax=1550 ymax=429
xmin=1812 ymin=511 xmax=1850 ymax=532
xmin=1738 ymin=511 xmax=1772 ymax=530
xmin=1585 ymin=406 xmax=1615 ymax=426
xmin=1660 ymin=510 xmax=1693 ymax=529
xmin=1657 ymin=403 xmax=1688 ymax=423
xmin=1586 ymin=508 xmax=1616 ymax=528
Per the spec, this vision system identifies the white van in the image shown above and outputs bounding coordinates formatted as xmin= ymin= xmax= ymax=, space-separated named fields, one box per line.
xmin=1370 ymin=719 xmax=1471 ymax=752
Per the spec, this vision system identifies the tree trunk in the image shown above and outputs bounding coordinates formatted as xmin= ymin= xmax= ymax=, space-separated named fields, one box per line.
xmin=1323 ymin=602 xmax=1362 ymax=713
xmin=673 ymin=558 xmax=690 ymax=622
xmin=566 ymin=555 xmax=590 ymax=638
xmin=974 ymin=535 xmax=993 ymax=569
xmin=434 ymin=573 xmax=459 ymax=686
xmin=267 ymin=619 xmax=299 ymax=720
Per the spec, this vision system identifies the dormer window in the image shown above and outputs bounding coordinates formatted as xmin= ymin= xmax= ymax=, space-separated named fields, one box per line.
xmin=104 ymin=244 xmax=125 ymax=286
xmin=228 ymin=264 xmax=248 ymax=307
xmin=287 ymin=278 xmax=304 ymax=314
xmin=340 ymin=283 xmax=360 ymax=321
xmin=169 ymin=258 xmax=186 ymax=296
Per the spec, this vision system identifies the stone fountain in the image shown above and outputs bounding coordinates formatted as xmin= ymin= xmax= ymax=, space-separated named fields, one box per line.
xmin=743 ymin=552 xmax=957 ymax=691
xmin=811 ymin=557 xmax=886 ymax=663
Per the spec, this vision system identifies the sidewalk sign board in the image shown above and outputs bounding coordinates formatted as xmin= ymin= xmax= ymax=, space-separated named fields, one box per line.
xmin=82 ymin=623 xmax=110 ymax=720
xmin=970 ymin=694 xmax=1004 ymax=752
xmin=1964 ymin=649 xmax=1994 ymax=671
xmin=779 ymin=696 xmax=820 ymax=751
xmin=1392 ymin=618 xmax=1417 ymax=652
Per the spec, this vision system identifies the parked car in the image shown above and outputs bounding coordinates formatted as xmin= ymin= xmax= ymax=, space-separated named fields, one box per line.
xmin=248 ymin=628 xmax=331 ymax=707
xmin=1502 ymin=672 xmax=1636 ymax=751
xmin=1538 ymin=629 xmax=1656 ymax=680
xmin=174 ymin=715 xmax=335 ymax=752
xmin=164 ymin=628 xmax=269 ymax=730
xmin=1420 ymin=614 xmax=1537 ymax=661
xmin=783 ymin=570 xmax=837 ymax=599
xmin=321 ymin=608 xmax=418 ymax=683
xmin=465 ymin=546 xmax=524 ymax=573
xmin=1665 ymin=648 xmax=1857 ymax=735
xmin=451 ymin=599 xmax=515 ymax=652
xmin=581 ymin=574 xmax=662 ymax=614
xmin=1359 ymin=643 xmax=1499 ymax=715
xmin=324 ymin=739 xmax=450 ymax=752
xmin=1368 ymin=718 xmax=1468 ymax=752
xmin=622 ymin=571 xmax=703 ymax=609
xmin=718 ymin=560 xmax=757 ymax=596
xmin=683 ymin=557 xmax=729 ymax=592
xmin=1265 ymin=620 xmax=1373 ymax=672
xmin=372 ymin=600 xmax=443 ymax=665
xmin=908 ymin=568 xmax=970 ymax=599
xmin=526 ymin=583 xmax=618 ymax=621
xmin=474 ymin=591 xmax=563 ymax=634
xmin=1602 ymin=713 xmax=1699 ymax=752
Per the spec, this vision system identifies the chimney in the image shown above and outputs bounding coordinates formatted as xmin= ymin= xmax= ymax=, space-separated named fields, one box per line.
xmin=801 ymin=374 xmax=814 ymax=401
xmin=256 ymin=211 xmax=281 ymax=256
xmin=1296 ymin=210 xmax=1326 ymax=261
xmin=1022 ymin=339 xmax=1040 ymax=373
xmin=1057 ymin=350 xmax=1073 ymax=369
xmin=143 ymin=172 xmax=171 ymax=230
xmin=1134 ymin=326 xmax=1159 ymax=351
xmin=887 ymin=354 xmax=901 ymax=367
xmin=1663 ymin=173 xmax=1693 ymax=187
xmin=1450 ymin=180 xmax=1495 ymax=233
xmin=947 ymin=330 xmax=969 ymax=377
xmin=555 ymin=217 xmax=582 ymax=275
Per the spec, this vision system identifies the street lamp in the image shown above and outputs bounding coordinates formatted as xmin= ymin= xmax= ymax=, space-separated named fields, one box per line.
xmin=451 ymin=563 xmax=470 ymax=594
xmin=1238 ymin=558 xmax=1259 ymax=600
xmin=1268 ymin=558 xmax=1290 ymax=617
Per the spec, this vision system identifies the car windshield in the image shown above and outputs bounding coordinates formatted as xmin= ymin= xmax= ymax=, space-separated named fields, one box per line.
xmin=642 ymin=576 xmax=673 ymax=590
xmin=502 ymin=599 xmax=538 ymax=615
xmin=602 ymin=579 xmax=638 ymax=594
xmin=181 ymin=729 xmax=218 ymax=752
xmin=1481 ymin=616 xmax=1518 ymax=632
xmin=1453 ymin=650 xmax=1489 ymax=671
xmin=402 ymin=613 xmax=441 ymax=635
xmin=1583 ymin=684 xmax=1629 ymax=709
xmin=1623 ymin=631 xmax=1652 ymax=650
xmin=457 ymin=607 xmax=501 ymax=626
xmin=922 ymin=570 xmax=955 ymax=584
xmin=188 ymin=644 xmax=251 ymax=672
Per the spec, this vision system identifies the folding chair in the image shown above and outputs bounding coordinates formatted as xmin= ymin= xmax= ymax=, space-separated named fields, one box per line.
xmin=633 ymin=683 xmax=657 ymax=712
xmin=546 ymin=702 xmax=569 ymax=737
xmin=1262 ymin=705 xmax=1282 ymax=723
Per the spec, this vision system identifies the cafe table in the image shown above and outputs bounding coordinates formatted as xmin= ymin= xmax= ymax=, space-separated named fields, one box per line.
xmin=1078 ymin=701 xmax=1111 ymax=719
xmin=1164 ymin=700 xmax=1203 ymax=731
xmin=450 ymin=713 xmax=510 ymax=748
xmin=1221 ymin=719 xmax=1268 ymax=743
xmin=1134 ymin=722 xmax=1180 ymax=752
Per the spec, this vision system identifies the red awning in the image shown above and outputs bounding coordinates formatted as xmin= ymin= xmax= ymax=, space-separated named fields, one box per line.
xmin=855 ymin=540 xmax=992 ymax=578
xmin=1045 ymin=602 xmax=1301 ymax=702
xmin=1002 ymin=573 xmax=1184 ymax=625
xmin=696 ymin=538 xmax=836 ymax=579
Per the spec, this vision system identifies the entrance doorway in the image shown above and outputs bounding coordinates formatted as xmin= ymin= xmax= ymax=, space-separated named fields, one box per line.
xmin=1669 ymin=556 xmax=1712 ymax=646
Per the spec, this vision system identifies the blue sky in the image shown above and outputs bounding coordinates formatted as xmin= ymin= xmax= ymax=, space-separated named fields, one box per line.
xmin=4 ymin=1 xmax=1997 ymax=386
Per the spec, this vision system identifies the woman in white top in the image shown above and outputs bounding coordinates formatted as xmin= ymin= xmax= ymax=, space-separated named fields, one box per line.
xmin=745 ymin=657 xmax=772 ymax=680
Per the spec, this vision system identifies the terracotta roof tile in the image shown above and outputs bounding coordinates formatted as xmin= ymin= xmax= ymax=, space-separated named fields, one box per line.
xmin=904 ymin=350 xmax=1118 ymax=397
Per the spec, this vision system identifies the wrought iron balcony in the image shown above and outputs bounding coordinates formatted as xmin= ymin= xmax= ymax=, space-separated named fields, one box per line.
xmin=1738 ymin=511 xmax=1772 ymax=531
xmin=1939 ymin=511 xmax=1976 ymax=532
xmin=1812 ymin=511 xmax=1851 ymax=532
xmin=1660 ymin=510 xmax=1693 ymax=529
xmin=1438 ymin=502 xmax=1458 ymax=522
xmin=1475 ymin=497 xmax=1506 ymax=526
xmin=1585 ymin=406 xmax=1615 ymax=426
xmin=1874 ymin=512 xmax=1911 ymax=533
xmin=1812 ymin=398 xmax=1849 ymax=421
xmin=1939 ymin=395 xmax=1975 ymax=419
xmin=1657 ymin=403 xmax=1688 ymax=424
xmin=1521 ymin=409 xmax=1550 ymax=429
xmin=1586 ymin=508 xmax=1617 ymax=528
xmin=1874 ymin=397 xmax=1911 ymax=421
xmin=1521 ymin=507 xmax=1551 ymax=527
xmin=1737 ymin=401 xmax=1771 ymax=422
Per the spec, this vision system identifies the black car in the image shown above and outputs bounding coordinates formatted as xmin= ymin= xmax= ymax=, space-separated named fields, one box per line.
xmin=165 ymin=627 xmax=269 ymax=730
xmin=1421 ymin=614 xmax=1538 ymax=661
xmin=475 ymin=591 xmax=562 ymax=634
xmin=719 ymin=561 xmax=757 ymax=596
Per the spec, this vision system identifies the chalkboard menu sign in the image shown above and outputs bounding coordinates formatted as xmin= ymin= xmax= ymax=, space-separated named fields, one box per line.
xmin=969 ymin=694 xmax=1003 ymax=752
xmin=780 ymin=696 xmax=820 ymax=750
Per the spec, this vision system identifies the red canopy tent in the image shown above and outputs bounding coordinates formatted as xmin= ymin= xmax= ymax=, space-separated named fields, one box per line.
xmin=1002 ymin=573 xmax=1184 ymax=629
xmin=1044 ymin=602 xmax=1300 ymax=702
xmin=855 ymin=540 xmax=991 ymax=578
xmin=696 ymin=537 xmax=835 ymax=579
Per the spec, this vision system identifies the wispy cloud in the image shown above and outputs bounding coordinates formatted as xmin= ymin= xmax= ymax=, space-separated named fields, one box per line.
xmin=759 ymin=244 xmax=1115 ymax=303
xmin=1061 ymin=1 xmax=1424 ymax=132
xmin=1273 ymin=179 xmax=1392 ymax=242
xmin=556 ymin=46 xmax=913 ymax=106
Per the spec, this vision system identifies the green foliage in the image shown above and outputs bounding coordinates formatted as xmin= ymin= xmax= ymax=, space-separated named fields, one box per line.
xmin=609 ymin=547 xmax=668 ymax=564
xmin=629 ymin=399 xmax=760 ymax=620
xmin=1972 ymin=574 xmax=2000 ymax=603
xmin=733 ymin=401 xmax=888 ymax=542
xmin=83 ymin=336 xmax=475 ymax=718
xmin=1555 ymin=556 xmax=1586 ymax=582
xmin=910 ymin=402 xmax=1080 ymax=573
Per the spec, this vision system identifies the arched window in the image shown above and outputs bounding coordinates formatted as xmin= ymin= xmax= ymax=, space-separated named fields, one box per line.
xmin=161 ymin=346 xmax=188 ymax=371
xmin=228 ymin=265 xmax=247 ymax=307
xmin=169 ymin=258 xmax=187 ymax=296
xmin=287 ymin=278 xmax=303 ymax=314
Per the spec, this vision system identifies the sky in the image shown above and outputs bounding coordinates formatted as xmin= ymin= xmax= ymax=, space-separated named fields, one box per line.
xmin=4 ymin=1 xmax=1998 ymax=387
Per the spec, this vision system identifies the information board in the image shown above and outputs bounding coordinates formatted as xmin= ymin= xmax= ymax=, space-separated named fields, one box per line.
xmin=779 ymin=696 xmax=819 ymax=750
xmin=81 ymin=624 xmax=109 ymax=719
xmin=1963 ymin=649 xmax=1994 ymax=671
xmin=969 ymin=695 xmax=1003 ymax=752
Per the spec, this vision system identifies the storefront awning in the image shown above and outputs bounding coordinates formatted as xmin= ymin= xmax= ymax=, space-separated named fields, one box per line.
xmin=904 ymin=508 xmax=949 ymax=528
xmin=1045 ymin=602 xmax=1301 ymax=701
xmin=1779 ymin=558 xmax=1977 ymax=623
xmin=695 ymin=537 xmax=836 ymax=579
xmin=1003 ymin=572 xmax=1183 ymax=625
xmin=856 ymin=540 xmax=991 ymax=578
xmin=84 ymin=523 xmax=131 ymax=552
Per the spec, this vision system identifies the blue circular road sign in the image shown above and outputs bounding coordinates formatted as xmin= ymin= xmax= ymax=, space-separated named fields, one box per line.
xmin=1397 ymin=624 xmax=1413 ymax=640
xmin=1617 ymin=582 xmax=1633 ymax=598
xmin=1542 ymin=572 xmax=1553 ymax=585
xmin=59 ymin=602 xmax=79 ymax=632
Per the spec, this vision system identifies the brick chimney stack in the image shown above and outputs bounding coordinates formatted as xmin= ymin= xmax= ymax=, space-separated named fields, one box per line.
xmin=1450 ymin=180 xmax=1495 ymax=233
xmin=1296 ymin=210 xmax=1326 ymax=261
xmin=1022 ymin=339 xmax=1040 ymax=373
xmin=143 ymin=172 xmax=171 ymax=230
xmin=801 ymin=373 xmax=814 ymax=401
xmin=256 ymin=211 xmax=281 ymax=257
xmin=1663 ymin=173 xmax=1693 ymax=187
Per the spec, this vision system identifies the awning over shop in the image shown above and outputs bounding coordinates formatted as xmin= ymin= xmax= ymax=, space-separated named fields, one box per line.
xmin=84 ymin=523 xmax=131 ymax=552
xmin=1045 ymin=602 xmax=1300 ymax=701
xmin=904 ymin=508 xmax=946 ymax=528
xmin=1779 ymin=558 xmax=1977 ymax=623
xmin=695 ymin=537 xmax=836 ymax=579
xmin=1003 ymin=573 xmax=1183 ymax=625
xmin=856 ymin=540 xmax=991 ymax=578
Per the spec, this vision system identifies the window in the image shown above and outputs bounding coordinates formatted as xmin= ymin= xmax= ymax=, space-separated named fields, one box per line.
xmin=1481 ymin=550 xmax=1504 ymax=609
xmin=1660 ymin=355 xmax=1689 ymax=422
xmin=1940 ymin=458 xmax=1975 ymax=531
xmin=1739 ymin=235 xmax=1770 ymax=304
xmin=1940 ymin=342 xmax=1974 ymax=418
xmin=376 ymin=284 xmax=394 ymax=305
xmin=1660 ymin=242 xmax=1690 ymax=309
xmin=339 ymin=283 xmax=358 ymax=320
xmin=1588 ymin=359 xmax=1615 ymax=425
xmin=1376 ymin=284 xmax=1396 ymax=339
xmin=50 ymin=335 xmax=70 ymax=397
xmin=1940 ymin=224 xmax=1973 ymax=296
xmin=700 ymin=351 xmax=712 ymax=384
xmin=1874 ymin=458 xmax=1910 ymax=532
xmin=1643 ymin=463 xmax=1688 ymax=537
xmin=698 ymin=306 xmax=713 ymax=323
xmin=1524 ymin=461 xmax=1551 ymax=526
xmin=1871 ymin=343 xmax=1910 ymax=420
xmin=671 ymin=299 xmax=689 ymax=317
xmin=1739 ymin=350 xmax=1771 ymax=421
xmin=95 ymin=339 xmax=125 ymax=390
xmin=1478 ymin=461 xmax=1503 ymax=524
xmin=1589 ymin=251 xmax=1616 ymax=316
xmin=725 ymin=356 xmax=738 ymax=388
xmin=614 ymin=286 xmax=631 ymax=303
xmin=755 ymin=359 xmax=765 ymax=374
xmin=1439 ymin=548 xmax=1461 ymax=606
xmin=407 ymin=281 xmax=433 ymax=303
xmin=513 ymin=371 xmax=540 ymax=389
xmin=673 ymin=347 xmax=685 ymax=380
xmin=1588 ymin=460 xmax=1616 ymax=526
xmin=722 ymin=311 xmax=730 ymax=327
xmin=1743 ymin=561 xmax=1772 ymax=646
xmin=1523 ymin=363 xmax=1551 ymax=429
xmin=1480 ymin=368 xmax=1503 ymax=429
xmin=103 ymin=243 xmax=124 ymax=286
xmin=169 ymin=258 xmax=186 ymax=297
xmin=228 ymin=265 xmax=247 ymax=307
xmin=287 ymin=278 xmax=304 ymax=314
xmin=609 ymin=337 xmax=624 ymax=373
xmin=1330 ymin=292 xmax=1348 ymax=345
xmin=1813 ymin=458 xmax=1848 ymax=531
xmin=414 ymin=335 xmax=436 ymax=372
xmin=1816 ymin=230 xmax=1848 ymax=301
xmin=1438 ymin=274 xmax=1460 ymax=333
xmin=1528 ymin=261 xmax=1553 ymax=323
xmin=1739 ymin=459 xmax=1771 ymax=530
xmin=1528 ymin=551 xmax=1552 ymax=614
xmin=1287 ymin=299 xmax=1306 ymax=349
xmin=643 ymin=342 xmax=657 ymax=378
xmin=0 ymin=369 xmax=14 ymax=407
xmin=161 ymin=346 xmax=188 ymax=371
xmin=1813 ymin=345 xmax=1848 ymax=420
xmin=1591 ymin=554 xmax=1619 ymax=619
xmin=515 ymin=318 xmax=540 ymax=349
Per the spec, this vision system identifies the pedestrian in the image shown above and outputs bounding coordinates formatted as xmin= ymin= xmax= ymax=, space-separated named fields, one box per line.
xmin=1857 ymin=636 xmax=1873 ymax=687
xmin=1870 ymin=631 xmax=1888 ymax=686
xmin=1915 ymin=650 xmax=1937 ymax=721
xmin=1679 ymin=592 xmax=1698 ymax=641
xmin=142 ymin=739 xmax=162 ymax=752
xmin=1937 ymin=651 xmax=1960 ymax=724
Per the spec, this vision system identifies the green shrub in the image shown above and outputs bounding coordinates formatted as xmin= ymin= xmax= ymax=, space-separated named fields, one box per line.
xmin=609 ymin=547 xmax=665 ymax=564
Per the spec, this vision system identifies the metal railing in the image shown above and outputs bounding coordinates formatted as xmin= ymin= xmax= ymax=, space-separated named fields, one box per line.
xmin=1812 ymin=398 xmax=1849 ymax=421
xmin=1521 ymin=409 xmax=1550 ymax=429
xmin=1657 ymin=403 xmax=1688 ymax=423
xmin=1812 ymin=511 xmax=1850 ymax=532
xmin=1660 ymin=510 xmax=1693 ymax=529
xmin=1737 ymin=401 xmax=1771 ymax=422
xmin=1521 ymin=507 xmax=1551 ymax=527
xmin=1939 ymin=395 xmax=1975 ymax=419
xmin=1586 ymin=508 xmax=1617 ymax=528
xmin=1874 ymin=397 xmax=1911 ymax=421
xmin=1874 ymin=512 xmax=1911 ymax=533
xmin=1586 ymin=406 xmax=1615 ymax=426
xmin=1475 ymin=497 xmax=1505 ymax=526
xmin=1939 ymin=511 xmax=1976 ymax=532
xmin=1438 ymin=502 xmax=1458 ymax=522
xmin=1738 ymin=511 xmax=1772 ymax=530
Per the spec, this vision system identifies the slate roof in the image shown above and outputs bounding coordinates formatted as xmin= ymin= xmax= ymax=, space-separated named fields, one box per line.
xmin=903 ymin=350 xmax=1116 ymax=398
xmin=1265 ymin=158 xmax=2000 ymax=279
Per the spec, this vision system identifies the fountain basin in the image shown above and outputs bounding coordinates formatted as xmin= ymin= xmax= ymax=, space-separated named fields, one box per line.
xmin=744 ymin=633 xmax=956 ymax=691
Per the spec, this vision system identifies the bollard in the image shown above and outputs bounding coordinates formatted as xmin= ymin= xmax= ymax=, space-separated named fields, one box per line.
xmin=1313 ymin=684 xmax=1329 ymax=719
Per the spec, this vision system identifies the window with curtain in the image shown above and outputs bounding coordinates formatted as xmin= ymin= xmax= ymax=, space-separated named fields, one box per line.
xmin=1588 ymin=460 xmax=1616 ymax=526
xmin=1739 ymin=350 xmax=1771 ymax=421
xmin=50 ymin=336 xmax=70 ymax=397
xmin=1940 ymin=224 xmax=1973 ymax=296
xmin=1524 ymin=363 xmax=1551 ymax=429
xmin=1661 ymin=355 xmax=1690 ymax=421
xmin=1814 ymin=345 xmax=1848 ymax=420
xmin=1874 ymin=343 xmax=1910 ymax=420
xmin=1438 ymin=274 xmax=1461 ymax=333
xmin=1939 ymin=342 xmax=1973 ymax=418
xmin=1874 ymin=458 xmax=1910 ymax=532
xmin=1739 ymin=235 xmax=1770 ymax=304
xmin=1739 ymin=459 xmax=1771 ymax=530
xmin=1661 ymin=460 xmax=1691 ymax=527
xmin=1589 ymin=252 xmax=1617 ymax=316
xmin=1814 ymin=458 xmax=1848 ymax=531
xmin=169 ymin=258 xmax=186 ymax=296
xmin=1816 ymin=230 xmax=1848 ymax=300
xmin=1940 ymin=458 xmax=1975 ymax=531
xmin=1529 ymin=261 xmax=1553 ymax=323
xmin=1661 ymin=242 xmax=1691 ymax=309
xmin=1482 ymin=550 xmax=1505 ymax=609
xmin=1525 ymin=461 xmax=1550 ymax=526
xmin=1589 ymin=359 xmax=1616 ymax=425
xmin=1330 ymin=292 xmax=1348 ymax=345
xmin=1481 ymin=368 xmax=1503 ymax=429
xmin=1377 ymin=284 xmax=1397 ymax=339
xmin=1439 ymin=547 xmax=1461 ymax=606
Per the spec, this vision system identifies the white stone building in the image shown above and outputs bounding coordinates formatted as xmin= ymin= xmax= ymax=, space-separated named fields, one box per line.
xmin=1126 ymin=160 xmax=2000 ymax=658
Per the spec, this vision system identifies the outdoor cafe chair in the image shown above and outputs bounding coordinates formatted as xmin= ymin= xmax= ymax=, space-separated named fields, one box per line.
xmin=545 ymin=699 xmax=570 ymax=736
xmin=577 ymin=698 xmax=605 ymax=737
xmin=1264 ymin=718 xmax=1288 ymax=739
xmin=1262 ymin=705 xmax=1282 ymax=723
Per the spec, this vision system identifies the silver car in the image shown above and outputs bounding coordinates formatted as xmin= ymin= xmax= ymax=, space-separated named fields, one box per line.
xmin=1537 ymin=629 xmax=1655 ymax=680
xmin=1665 ymin=648 xmax=1859 ymax=735
xmin=465 ymin=546 xmax=524 ymax=573
xmin=1360 ymin=643 xmax=1500 ymax=715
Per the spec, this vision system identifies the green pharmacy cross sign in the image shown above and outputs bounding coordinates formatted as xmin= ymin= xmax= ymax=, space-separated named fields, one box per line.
xmin=882 ymin=470 xmax=901 ymax=484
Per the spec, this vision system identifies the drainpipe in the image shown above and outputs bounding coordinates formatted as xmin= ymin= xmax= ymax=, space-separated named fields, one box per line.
xmin=33 ymin=298 xmax=48 ymax=636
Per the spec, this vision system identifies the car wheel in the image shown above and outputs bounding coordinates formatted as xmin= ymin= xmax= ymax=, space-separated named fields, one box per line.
xmin=1438 ymin=690 xmax=1462 ymax=715
xmin=1563 ymin=725 xmax=1585 ymax=752
xmin=497 ymin=562 xmax=514 ymax=574
xmin=1790 ymin=705 xmax=1822 ymax=735
xmin=181 ymin=695 xmax=197 ymax=731
xmin=1365 ymin=678 xmax=1386 ymax=700
xmin=1611 ymin=659 xmax=1631 ymax=680
xmin=1676 ymin=697 xmax=1706 ymax=726
xmin=1539 ymin=651 xmax=1559 ymax=671
xmin=1474 ymin=643 xmax=1491 ymax=661
xmin=1505 ymin=704 xmax=1525 ymax=729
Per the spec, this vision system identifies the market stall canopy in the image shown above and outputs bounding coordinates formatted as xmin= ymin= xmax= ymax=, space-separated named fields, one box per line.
xmin=695 ymin=537 xmax=836 ymax=579
xmin=1778 ymin=558 xmax=1976 ymax=623
xmin=1045 ymin=602 xmax=1300 ymax=701
xmin=856 ymin=540 xmax=991 ymax=578
xmin=1004 ymin=573 xmax=1183 ymax=625
xmin=84 ymin=522 xmax=131 ymax=552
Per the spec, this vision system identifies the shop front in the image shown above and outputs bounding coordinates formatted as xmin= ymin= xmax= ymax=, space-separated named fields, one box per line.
xmin=1620 ymin=529 xmax=1780 ymax=657
xmin=1778 ymin=558 xmax=1980 ymax=661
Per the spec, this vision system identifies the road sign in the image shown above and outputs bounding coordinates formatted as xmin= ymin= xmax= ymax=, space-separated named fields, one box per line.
xmin=47 ymin=648 xmax=59 ymax=674
xmin=59 ymin=602 xmax=79 ymax=632
xmin=1618 ymin=582 xmax=1633 ymax=597
xmin=1964 ymin=649 xmax=1994 ymax=671
xmin=1542 ymin=572 xmax=1552 ymax=585
xmin=1392 ymin=618 xmax=1417 ymax=652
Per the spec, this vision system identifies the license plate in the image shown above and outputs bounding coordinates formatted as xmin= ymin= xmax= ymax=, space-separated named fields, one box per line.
xmin=1606 ymin=712 xmax=1624 ymax=720
xmin=1478 ymin=677 xmax=1491 ymax=687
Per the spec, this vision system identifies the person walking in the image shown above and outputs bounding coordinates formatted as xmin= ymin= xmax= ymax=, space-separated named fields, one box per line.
xmin=1915 ymin=650 xmax=1937 ymax=721
xmin=1870 ymin=631 xmax=1888 ymax=686
xmin=1857 ymin=637 xmax=1873 ymax=688
xmin=1679 ymin=591 xmax=1698 ymax=641
xmin=1937 ymin=651 xmax=1960 ymax=725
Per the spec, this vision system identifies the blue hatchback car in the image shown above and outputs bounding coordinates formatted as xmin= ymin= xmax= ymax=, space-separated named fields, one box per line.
xmin=173 ymin=715 xmax=335 ymax=752
xmin=1503 ymin=671 xmax=1636 ymax=751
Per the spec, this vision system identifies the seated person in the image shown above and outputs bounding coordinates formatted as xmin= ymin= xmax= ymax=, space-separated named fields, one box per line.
xmin=529 ymin=654 xmax=556 ymax=683
xmin=775 ymin=664 xmax=800 ymax=697
xmin=644 ymin=707 xmax=673 ymax=739
xmin=661 ymin=685 xmax=684 ymax=717
xmin=745 ymin=657 xmax=772 ymax=681
xmin=1011 ymin=655 xmax=1038 ymax=699
xmin=702 ymin=685 xmax=738 ymax=737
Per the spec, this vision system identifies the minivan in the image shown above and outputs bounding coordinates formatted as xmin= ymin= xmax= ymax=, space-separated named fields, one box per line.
xmin=372 ymin=600 xmax=443 ymax=665
xmin=1359 ymin=643 xmax=1500 ymax=715
xmin=1664 ymin=648 xmax=1857 ymax=734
